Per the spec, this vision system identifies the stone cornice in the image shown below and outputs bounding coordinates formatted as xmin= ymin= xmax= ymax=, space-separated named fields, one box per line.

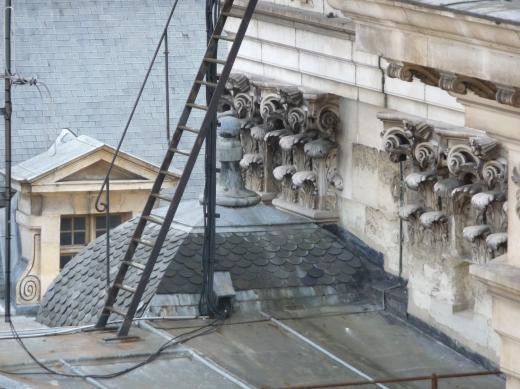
xmin=471 ymin=258 xmax=520 ymax=303
xmin=328 ymin=0 xmax=520 ymax=48
xmin=328 ymin=0 xmax=520 ymax=89
xmin=231 ymin=0 xmax=355 ymax=38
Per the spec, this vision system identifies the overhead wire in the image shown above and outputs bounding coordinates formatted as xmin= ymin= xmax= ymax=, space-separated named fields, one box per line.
xmin=0 ymin=318 xmax=220 ymax=379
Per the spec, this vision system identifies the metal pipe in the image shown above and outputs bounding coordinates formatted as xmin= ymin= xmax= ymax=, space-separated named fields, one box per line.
xmin=398 ymin=160 xmax=404 ymax=279
xmin=165 ymin=31 xmax=170 ymax=143
xmin=4 ymin=0 xmax=12 ymax=323
xmin=275 ymin=370 xmax=501 ymax=389
xmin=431 ymin=373 xmax=438 ymax=389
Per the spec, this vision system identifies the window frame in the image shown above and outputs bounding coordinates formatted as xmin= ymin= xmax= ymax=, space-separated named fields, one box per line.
xmin=59 ymin=212 xmax=130 ymax=270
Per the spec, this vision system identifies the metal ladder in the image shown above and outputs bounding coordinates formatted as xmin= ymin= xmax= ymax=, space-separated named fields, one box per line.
xmin=96 ymin=0 xmax=258 ymax=337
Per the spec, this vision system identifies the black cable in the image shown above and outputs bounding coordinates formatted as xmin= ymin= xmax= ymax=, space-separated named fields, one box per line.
xmin=199 ymin=0 xmax=227 ymax=320
xmin=0 ymin=319 xmax=220 ymax=379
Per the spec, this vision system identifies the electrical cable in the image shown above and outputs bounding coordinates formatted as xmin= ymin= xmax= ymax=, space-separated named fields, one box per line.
xmin=0 ymin=315 xmax=207 ymax=340
xmin=199 ymin=0 xmax=228 ymax=320
xmin=0 ymin=318 xmax=220 ymax=379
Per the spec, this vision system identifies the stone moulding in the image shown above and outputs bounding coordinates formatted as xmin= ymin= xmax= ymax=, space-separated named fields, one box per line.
xmin=387 ymin=62 xmax=518 ymax=108
xmin=379 ymin=110 xmax=508 ymax=264
xmin=222 ymin=73 xmax=341 ymax=220
xmin=16 ymin=232 xmax=41 ymax=305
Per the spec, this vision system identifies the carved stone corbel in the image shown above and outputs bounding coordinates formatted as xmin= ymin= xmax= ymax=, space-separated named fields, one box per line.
xmin=438 ymin=73 xmax=467 ymax=95
xmin=387 ymin=62 xmax=440 ymax=86
xmin=496 ymin=86 xmax=520 ymax=108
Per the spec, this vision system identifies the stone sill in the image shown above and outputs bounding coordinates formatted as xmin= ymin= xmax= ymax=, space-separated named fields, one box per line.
xmin=470 ymin=256 xmax=520 ymax=302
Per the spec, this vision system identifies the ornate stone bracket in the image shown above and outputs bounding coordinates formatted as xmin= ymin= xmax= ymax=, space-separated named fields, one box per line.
xmin=387 ymin=62 xmax=519 ymax=108
xmin=222 ymin=73 xmax=341 ymax=220
xmin=379 ymin=112 xmax=508 ymax=262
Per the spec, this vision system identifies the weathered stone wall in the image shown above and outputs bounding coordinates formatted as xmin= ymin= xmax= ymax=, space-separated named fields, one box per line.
xmin=0 ymin=0 xmax=209 ymax=198
xmin=224 ymin=0 xmax=500 ymax=363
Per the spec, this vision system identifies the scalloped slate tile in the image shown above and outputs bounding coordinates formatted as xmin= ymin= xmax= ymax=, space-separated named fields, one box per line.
xmin=38 ymin=210 xmax=376 ymax=327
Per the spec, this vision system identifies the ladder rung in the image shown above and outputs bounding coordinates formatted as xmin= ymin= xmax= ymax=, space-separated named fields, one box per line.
xmin=195 ymin=80 xmax=218 ymax=88
xmin=142 ymin=215 xmax=164 ymax=225
xmin=107 ymin=306 xmax=127 ymax=317
xmin=160 ymin=170 xmax=180 ymax=180
xmin=170 ymin=147 xmax=191 ymax=157
xmin=213 ymin=35 xmax=235 ymax=43
xmin=115 ymin=283 xmax=137 ymax=294
xmin=123 ymin=261 xmax=146 ymax=271
xmin=204 ymin=57 xmax=226 ymax=65
xmin=151 ymin=193 xmax=173 ymax=202
xmin=221 ymin=11 xmax=234 ymax=17
xmin=186 ymin=103 xmax=208 ymax=111
xmin=133 ymin=238 xmax=155 ymax=248
xmin=178 ymin=125 xmax=200 ymax=134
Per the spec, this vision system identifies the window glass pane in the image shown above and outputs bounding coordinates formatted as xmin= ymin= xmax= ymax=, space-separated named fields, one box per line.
xmin=61 ymin=217 xmax=72 ymax=232
xmin=74 ymin=231 xmax=86 ymax=245
xmin=60 ymin=255 xmax=73 ymax=269
xmin=109 ymin=215 xmax=122 ymax=228
xmin=74 ymin=217 xmax=86 ymax=231
xmin=60 ymin=232 xmax=72 ymax=246
xmin=96 ymin=216 xmax=106 ymax=229
xmin=96 ymin=230 xmax=105 ymax=238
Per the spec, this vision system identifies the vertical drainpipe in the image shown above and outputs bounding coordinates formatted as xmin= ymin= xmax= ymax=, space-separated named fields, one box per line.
xmin=378 ymin=55 xmax=404 ymax=280
xmin=4 ymin=0 xmax=12 ymax=322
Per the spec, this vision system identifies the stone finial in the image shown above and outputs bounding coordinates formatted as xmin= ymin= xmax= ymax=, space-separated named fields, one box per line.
xmin=214 ymin=115 xmax=261 ymax=208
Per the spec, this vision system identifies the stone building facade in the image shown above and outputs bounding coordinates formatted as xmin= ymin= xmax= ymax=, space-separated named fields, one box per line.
xmin=223 ymin=0 xmax=520 ymax=386
xmin=5 ymin=0 xmax=520 ymax=387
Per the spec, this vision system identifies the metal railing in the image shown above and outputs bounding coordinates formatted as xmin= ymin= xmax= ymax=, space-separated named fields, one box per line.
xmin=94 ymin=0 xmax=180 ymax=289
xmin=274 ymin=370 xmax=501 ymax=389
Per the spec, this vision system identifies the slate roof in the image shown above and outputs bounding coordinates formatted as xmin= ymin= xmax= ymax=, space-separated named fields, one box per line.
xmin=158 ymin=227 xmax=363 ymax=294
xmin=38 ymin=219 xmax=187 ymax=327
xmin=37 ymin=201 xmax=374 ymax=327
xmin=8 ymin=128 xmax=178 ymax=183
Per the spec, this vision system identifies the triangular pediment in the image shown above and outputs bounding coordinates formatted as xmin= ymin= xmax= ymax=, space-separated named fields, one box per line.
xmin=59 ymin=160 xmax=147 ymax=182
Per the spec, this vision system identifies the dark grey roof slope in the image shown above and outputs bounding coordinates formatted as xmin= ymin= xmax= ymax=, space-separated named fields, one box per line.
xmin=38 ymin=219 xmax=187 ymax=327
xmin=158 ymin=226 xmax=362 ymax=294
xmin=37 ymin=201 xmax=375 ymax=327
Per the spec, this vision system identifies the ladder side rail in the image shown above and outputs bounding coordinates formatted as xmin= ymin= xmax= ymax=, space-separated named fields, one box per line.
xmin=95 ymin=0 xmax=238 ymax=329
xmin=116 ymin=0 xmax=259 ymax=337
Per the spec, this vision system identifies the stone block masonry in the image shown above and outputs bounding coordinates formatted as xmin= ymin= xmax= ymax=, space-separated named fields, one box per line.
xmin=0 ymin=0 xmax=213 ymax=198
